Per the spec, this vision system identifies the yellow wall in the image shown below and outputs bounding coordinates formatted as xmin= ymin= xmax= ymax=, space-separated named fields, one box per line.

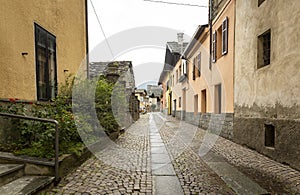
xmin=187 ymin=29 xmax=213 ymax=114
xmin=169 ymin=0 xmax=235 ymax=115
xmin=0 ymin=0 xmax=87 ymax=101
xmin=211 ymin=0 xmax=235 ymax=113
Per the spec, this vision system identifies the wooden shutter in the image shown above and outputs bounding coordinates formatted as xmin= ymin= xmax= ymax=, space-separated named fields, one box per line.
xmin=197 ymin=52 xmax=201 ymax=77
xmin=222 ymin=17 xmax=228 ymax=55
xmin=212 ymin=30 xmax=217 ymax=62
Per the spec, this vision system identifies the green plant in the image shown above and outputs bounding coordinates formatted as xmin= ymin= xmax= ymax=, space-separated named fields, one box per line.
xmin=0 ymin=75 xmax=83 ymax=158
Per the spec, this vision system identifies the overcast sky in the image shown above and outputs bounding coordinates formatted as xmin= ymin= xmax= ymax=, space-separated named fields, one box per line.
xmin=87 ymin=0 xmax=208 ymax=87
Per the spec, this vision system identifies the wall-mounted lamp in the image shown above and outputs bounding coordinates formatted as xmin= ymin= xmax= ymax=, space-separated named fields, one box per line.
xmin=21 ymin=52 xmax=28 ymax=56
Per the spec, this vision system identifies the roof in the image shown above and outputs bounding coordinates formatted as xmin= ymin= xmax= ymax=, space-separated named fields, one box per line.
xmin=135 ymin=89 xmax=147 ymax=95
xmin=183 ymin=24 xmax=209 ymax=58
xmin=167 ymin=42 xmax=189 ymax=54
xmin=158 ymin=41 xmax=189 ymax=85
xmin=89 ymin=62 xmax=108 ymax=78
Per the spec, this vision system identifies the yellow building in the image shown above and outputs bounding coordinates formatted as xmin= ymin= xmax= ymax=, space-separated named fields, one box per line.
xmin=167 ymin=0 xmax=235 ymax=139
xmin=158 ymin=34 xmax=188 ymax=115
xmin=0 ymin=0 xmax=88 ymax=101
xmin=234 ymin=0 xmax=300 ymax=170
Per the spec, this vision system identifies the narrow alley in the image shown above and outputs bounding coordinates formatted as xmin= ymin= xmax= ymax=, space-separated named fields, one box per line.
xmin=51 ymin=113 xmax=300 ymax=195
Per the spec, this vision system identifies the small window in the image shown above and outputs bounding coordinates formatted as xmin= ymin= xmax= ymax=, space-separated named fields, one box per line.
xmin=186 ymin=60 xmax=189 ymax=79
xmin=197 ymin=52 xmax=201 ymax=77
xmin=35 ymin=23 xmax=57 ymax=101
xmin=258 ymin=0 xmax=266 ymax=7
xmin=167 ymin=80 xmax=169 ymax=90
xmin=222 ymin=17 xmax=228 ymax=55
xmin=179 ymin=97 xmax=181 ymax=108
xmin=257 ymin=29 xmax=271 ymax=69
xmin=172 ymin=75 xmax=174 ymax=86
xmin=182 ymin=59 xmax=187 ymax=75
xmin=176 ymin=70 xmax=178 ymax=83
xmin=212 ymin=30 xmax=217 ymax=63
xmin=265 ymin=124 xmax=275 ymax=147
xmin=179 ymin=65 xmax=182 ymax=76
xmin=192 ymin=58 xmax=196 ymax=80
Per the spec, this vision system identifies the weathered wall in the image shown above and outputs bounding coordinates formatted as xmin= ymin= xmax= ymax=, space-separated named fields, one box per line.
xmin=0 ymin=0 xmax=87 ymax=101
xmin=234 ymin=0 xmax=300 ymax=170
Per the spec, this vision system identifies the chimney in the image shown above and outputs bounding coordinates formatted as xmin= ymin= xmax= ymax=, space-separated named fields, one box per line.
xmin=177 ymin=32 xmax=184 ymax=53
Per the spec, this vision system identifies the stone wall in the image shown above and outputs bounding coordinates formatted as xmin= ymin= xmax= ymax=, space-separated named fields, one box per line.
xmin=172 ymin=111 xmax=234 ymax=140
xmin=234 ymin=105 xmax=300 ymax=171
xmin=89 ymin=61 xmax=139 ymax=130
xmin=234 ymin=0 xmax=300 ymax=171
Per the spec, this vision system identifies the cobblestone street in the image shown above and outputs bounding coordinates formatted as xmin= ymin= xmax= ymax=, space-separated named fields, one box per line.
xmin=50 ymin=113 xmax=300 ymax=194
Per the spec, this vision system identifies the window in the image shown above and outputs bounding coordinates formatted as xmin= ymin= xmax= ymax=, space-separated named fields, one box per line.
xmin=179 ymin=65 xmax=182 ymax=76
xmin=176 ymin=70 xmax=178 ymax=83
xmin=213 ymin=17 xmax=229 ymax=63
xmin=194 ymin=95 xmax=198 ymax=115
xmin=182 ymin=59 xmax=187 ymax=75
xmin=35 ymin=23 xmax=57 ymax=101
xmin=192 ymin=58 xmax=196 ymax=80
xmin=172 ymin=75 xmax=174 ymax=86
xmin=214 ymin=84 xmax=222 ymax=114
xmin=258 ymin=0 xmax=265 ymax=7
xmin=212 ymin=30 xmax=217 ymax=63
xmin=179 ymin=97 xmax=181 ymax=108
xmin=166 ymin=80 xmax=169 ymax=90
xmin=265 ymin=124 xmax=275 ymax=147
xmin=197 ymin=52 xmax=201 ymax=77
xmin=257 ymin=29 xmax=271 ymax=69
xmin=185 ymin=60 xmax=189 ymax=79
xmin=222 ymin=17 xmax=228 ymax=55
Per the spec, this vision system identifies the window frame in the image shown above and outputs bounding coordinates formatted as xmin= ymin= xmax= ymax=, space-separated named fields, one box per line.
xmin=34 ymin=23 xmax=57 ymax=101
xmin=197 ymin=52 xmax=201 ymax=77
xmin=257 ymin=29 xmax=271 ymax=69
xmin=192 ymin=58 xmax=196 ymax=80
xmin=212 ymin=30 xmax=217 ymax=63
xmin=222 ymin=17 xmax=228 ymax=55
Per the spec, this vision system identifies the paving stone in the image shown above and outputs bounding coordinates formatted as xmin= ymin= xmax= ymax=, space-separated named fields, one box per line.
xmin=47 ymin=113 xmax=299 ymax=195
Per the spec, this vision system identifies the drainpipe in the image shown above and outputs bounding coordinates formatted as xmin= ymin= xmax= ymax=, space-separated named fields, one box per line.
xmin=85 ymin=0 xmax=89 ymax=79
xmin=209 ymin=0 xmax=213 ymax=70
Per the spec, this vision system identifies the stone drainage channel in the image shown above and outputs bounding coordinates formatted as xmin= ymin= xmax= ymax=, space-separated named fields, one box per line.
xmin=149 ymin=114 xmax=183 ymax=195
xmin=149 ymin=113 xmax=268 ymax=195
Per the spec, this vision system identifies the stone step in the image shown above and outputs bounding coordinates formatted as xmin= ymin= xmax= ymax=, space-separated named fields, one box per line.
xmin=0 ymin=164 xmax=24 ymax=187
xmin=0 ymin=175 xmax=54 ymax=195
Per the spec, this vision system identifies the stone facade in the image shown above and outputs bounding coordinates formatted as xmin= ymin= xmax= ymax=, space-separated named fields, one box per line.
xmin=234 ymin=0 xmax=300 ymax=170
xmin=89 ymin=61 xmax=140 ymax=128
xmin=173 ymin=111 xmax=233 ymax=140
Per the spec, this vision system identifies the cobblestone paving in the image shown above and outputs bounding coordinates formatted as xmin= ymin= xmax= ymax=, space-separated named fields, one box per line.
xmin=152 ymin=113 xmax=235 ymax=195
xmin=194 ymin=131 xmax=300 ymax=194
xmin=155 ymin=113 xmax=300 ymax=195
xmin=50 ymin=115 xmax=152 ymax=195
xmin=49 ymin=113 xmax=300 ymax=194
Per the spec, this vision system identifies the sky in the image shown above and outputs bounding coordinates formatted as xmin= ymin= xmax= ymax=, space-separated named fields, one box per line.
xmin=87 ymin=0 xmax=208 ymax=88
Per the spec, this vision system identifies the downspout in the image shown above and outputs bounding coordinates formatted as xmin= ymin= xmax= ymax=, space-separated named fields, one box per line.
xmin=209 ymin=0 xmax=213 ymax=70
xmin=85 ymin=0 xmax=89 ymax=79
